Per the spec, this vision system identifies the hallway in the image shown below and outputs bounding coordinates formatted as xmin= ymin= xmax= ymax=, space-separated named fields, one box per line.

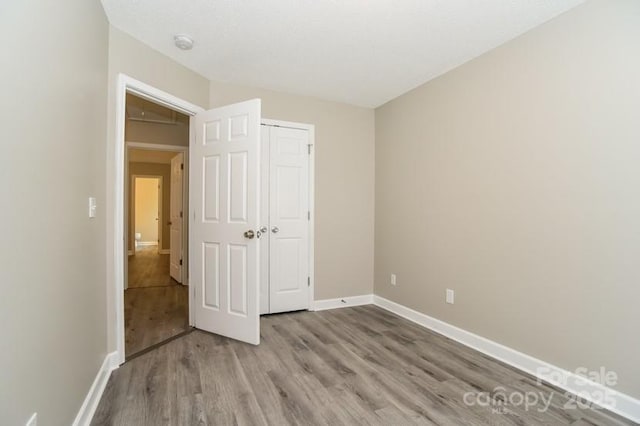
xmin=125 ymin=246 xmax=189 ymax=357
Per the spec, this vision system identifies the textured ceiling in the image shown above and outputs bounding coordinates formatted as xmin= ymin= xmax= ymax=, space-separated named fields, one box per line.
xmin=102 ymin=0 xmax=584 ymax=107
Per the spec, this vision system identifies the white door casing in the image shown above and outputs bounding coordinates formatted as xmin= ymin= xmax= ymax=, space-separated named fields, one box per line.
xmin=169 ymin=152 xmax=184 ymax=283
xmin=191 ymin=99 xmax=261 ymax=345
xmin=266 ymin=126 xmax=310 ymax=314
xmin=259 ymin=125 xmax=271 ymax=314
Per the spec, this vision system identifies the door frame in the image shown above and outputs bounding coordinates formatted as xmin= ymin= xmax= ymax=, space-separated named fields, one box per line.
xmin=113 ymin=74 xmax=203 ymax=365
xmin=130 ymin=174 xmax=163 ymax=251
xmin=261 ymin=119 xmax=316 ymax=311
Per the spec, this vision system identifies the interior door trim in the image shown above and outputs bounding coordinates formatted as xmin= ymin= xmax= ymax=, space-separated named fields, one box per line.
xmin=112 ymin=74 xmax=204 ymax=366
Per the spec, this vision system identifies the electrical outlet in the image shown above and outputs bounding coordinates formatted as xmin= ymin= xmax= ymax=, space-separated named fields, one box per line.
xmin=390 ymin=273 xmax=397 ymax=286
xmin=446 ymin=289 xmax=455 ymax=304
xmin=26 ymin=413 xmax=37 ymax=426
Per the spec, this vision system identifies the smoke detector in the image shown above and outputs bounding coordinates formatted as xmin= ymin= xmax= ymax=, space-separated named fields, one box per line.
xmin=174 ymin=34 xmax=194 ymax=50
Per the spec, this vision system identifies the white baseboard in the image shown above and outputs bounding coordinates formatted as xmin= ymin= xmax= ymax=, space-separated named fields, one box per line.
xmin=136 ymin=241 xmax=158 ymax=247
xmin=312 ymin=294 xmax=374 ymax=311
xmin=72 ymin=351 xmax=118 ymax=426
xmin=158 ymin=249 xmax=170 ymax=254
xmin=373 ymin=295 xmax=640 ymax=424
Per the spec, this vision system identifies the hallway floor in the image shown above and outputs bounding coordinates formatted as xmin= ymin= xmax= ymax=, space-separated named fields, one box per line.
xmin=125 ymin=246 xmax=189 ymax=358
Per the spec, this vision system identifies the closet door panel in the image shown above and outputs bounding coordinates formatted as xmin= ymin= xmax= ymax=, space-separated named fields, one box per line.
xmin=269 ymin=127 xmax=310 ymax=313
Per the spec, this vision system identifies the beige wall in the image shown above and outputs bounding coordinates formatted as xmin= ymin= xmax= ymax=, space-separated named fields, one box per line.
xmin=128 ymin=163 xmax=172 ymax=251
xmin=375 ymin=0 xmax=640 ymax=398
xmin=210 ymin=81 xmax=376 ymax=300
xmin=106 ymin=26 xmax=210 ymax=351
xmin=0 ymin=0 xmax=109 ymax=425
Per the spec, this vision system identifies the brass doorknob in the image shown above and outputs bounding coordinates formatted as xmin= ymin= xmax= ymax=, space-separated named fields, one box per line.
xmin=244 ymin=230 xmax=255 ymax=239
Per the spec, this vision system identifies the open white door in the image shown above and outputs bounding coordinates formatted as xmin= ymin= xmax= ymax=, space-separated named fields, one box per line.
xmin=191 ymin=99 xmax=261 ymax=345
xmin=169 ymin=152 xmax=184 ymax=283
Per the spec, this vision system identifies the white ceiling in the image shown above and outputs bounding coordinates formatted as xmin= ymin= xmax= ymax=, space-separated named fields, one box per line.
xmin=101 ymin=0 xmax=584 ymax=108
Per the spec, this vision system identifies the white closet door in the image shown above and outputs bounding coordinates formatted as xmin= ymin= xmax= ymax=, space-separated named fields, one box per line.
xmin=191 ymin=99 xmax=261 ymax=345
xmin=259 ymin=125 xmax=270 ymax=314
xmin=268 ymin=126 xmax=310 ymax=313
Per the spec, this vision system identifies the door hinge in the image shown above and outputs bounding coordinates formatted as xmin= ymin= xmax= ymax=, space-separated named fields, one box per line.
xmin=180 ymin=163 xmax=184 ymax=170
xmin=308 ymin=277 xmax=311 ymax=287
xmin=180 ymin=211 xmax=183 ymax=218
xmin=308 ymin=211 xmax=310 ymax=221
xmin=308 ymin=144 xmax=312 ymax=155
xmin=179 ymin=259 xmax=183 ymax=266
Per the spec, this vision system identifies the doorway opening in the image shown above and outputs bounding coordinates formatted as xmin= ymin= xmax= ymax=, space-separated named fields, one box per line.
xmin=131 ymin=176 xmax=161 ymax=252
xmin=123 ymin=93 xmax=191 ymax=359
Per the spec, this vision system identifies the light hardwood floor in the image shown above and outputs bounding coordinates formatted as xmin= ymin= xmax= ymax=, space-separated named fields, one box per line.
xmin=126 ymin=246 xmax=189 ymax=357
xmin=94 ymin=305 xmax=632 ymax=425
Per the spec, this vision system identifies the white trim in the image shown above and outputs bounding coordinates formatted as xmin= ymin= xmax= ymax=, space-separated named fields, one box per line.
xmin=307 ymin=126 xmax=315 ymax=310
xmin=122 ymin=76 xmax=203 ymax=116
xmin=312 ymin=294 xmax=374 ymax=311
xmin=261 ymin=119 xmax=316 ymax=311
xmin=72 ymin=351 xmax=118 ymax=426
xmin=113 ymin=74 xmax=204 ymax=365
xmin=373 ymin=295 xmax=640 ymax=424
xmin=188 ymin=114 xmax=195 ymax=326
xmin=159 ymin=249 xmax=170 ymax=254
xmin=261 ymin=118 xmax=312 ymax=130
xmin=25 ymin=413 xmax=37 ymax=426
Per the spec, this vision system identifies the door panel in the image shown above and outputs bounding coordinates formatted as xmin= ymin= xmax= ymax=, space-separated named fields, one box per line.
xmin=169 ymin=153 xmax=184 ymax=282
xmin=191 ymin=99 xmax=261 ymax=345
xmin=203 ymin=242 xmax=220 ymax=308
xmin=228 ymin=152 xmax=248 ymax=222
xmin=269 ymin=127 xmax=310 ymax=314
xmin=275 ymin=238 xmax=302 ymax=292
xmin=203 ymin=156 xmax=220 ymax=222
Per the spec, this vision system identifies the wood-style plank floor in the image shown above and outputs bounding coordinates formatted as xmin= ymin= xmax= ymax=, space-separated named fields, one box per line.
xmin=125 ymin=246 xmax=189 ymax=357
xmin=94 ymin=306 xmax=631 ymax=425
xmin=128 ymin=246 xmax=176 ymax=289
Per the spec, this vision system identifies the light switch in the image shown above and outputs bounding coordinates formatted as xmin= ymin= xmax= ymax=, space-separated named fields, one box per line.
xmin=446 ymin=289 xmax=455 ymax=304
xmin=88 ymin=197 xmax=97 ymax=218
